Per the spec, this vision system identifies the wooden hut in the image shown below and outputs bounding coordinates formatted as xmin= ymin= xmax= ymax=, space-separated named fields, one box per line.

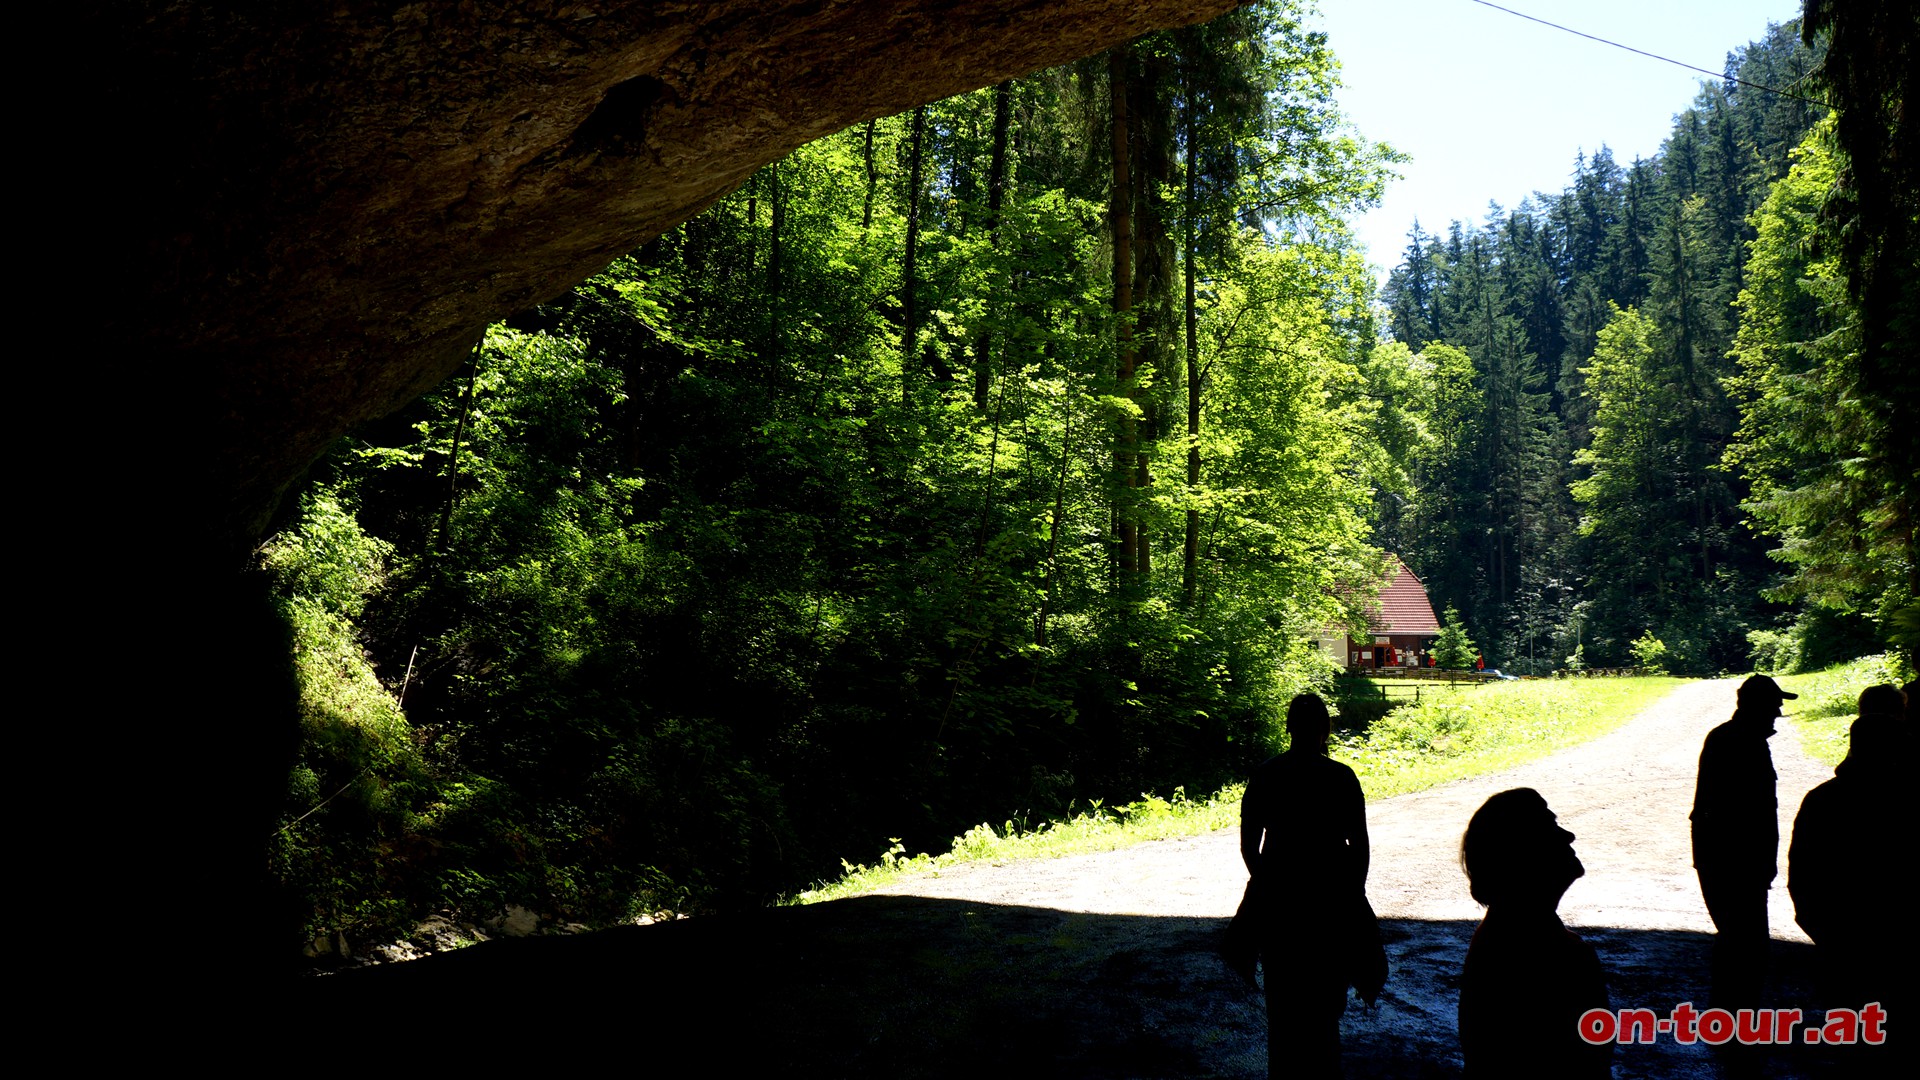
xmin=1345 ymin=558 xmax=1441 ymax=671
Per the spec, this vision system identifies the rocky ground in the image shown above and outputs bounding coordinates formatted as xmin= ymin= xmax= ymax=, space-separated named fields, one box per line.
xmin=310 ymin=680 xmax=1879 ymax=1076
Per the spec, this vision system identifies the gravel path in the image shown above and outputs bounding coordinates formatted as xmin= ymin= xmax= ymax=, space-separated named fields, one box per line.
xmin=868 ymin=678 xmax=1829 ymax=933
xmin=863 ymin=677 xmax=1845 ymax=1077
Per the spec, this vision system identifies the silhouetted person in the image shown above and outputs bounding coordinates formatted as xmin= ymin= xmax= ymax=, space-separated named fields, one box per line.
xmin=1458 ymin=788 xmax=1609 ymax=1080
xmin=1690 ymin=674 xmax=1793 ymax=1011
xmin=1241 ymin=692 xmax=1371 ymax=1078
xmin=1856 ymin=681 xmax=1905 ymax=721
xmin=1790 ymin=698 xmax=1915 ymax=1031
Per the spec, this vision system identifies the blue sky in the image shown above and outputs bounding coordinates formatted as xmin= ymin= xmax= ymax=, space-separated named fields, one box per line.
xmin=1309 ymin=0 xmax=1806 ymax=278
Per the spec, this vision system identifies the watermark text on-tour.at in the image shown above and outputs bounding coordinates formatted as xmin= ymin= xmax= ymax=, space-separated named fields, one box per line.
xmin=1578 ymin=1003 xmax=1887 ymax=1046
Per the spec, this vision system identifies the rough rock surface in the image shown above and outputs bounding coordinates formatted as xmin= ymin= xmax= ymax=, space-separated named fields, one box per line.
xmin=85 ymin=0 xmax=1244 ymax=546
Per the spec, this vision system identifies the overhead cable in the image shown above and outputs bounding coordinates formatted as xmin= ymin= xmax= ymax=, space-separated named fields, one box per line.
xmin=1463 ymin=0 xmax=1832 ymax=108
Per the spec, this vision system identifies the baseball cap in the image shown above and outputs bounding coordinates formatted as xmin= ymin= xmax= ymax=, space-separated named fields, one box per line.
xmin=1737 ymin=674 xmax=1798 ymax=705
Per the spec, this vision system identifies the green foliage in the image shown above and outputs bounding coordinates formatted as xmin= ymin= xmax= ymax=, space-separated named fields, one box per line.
xmin=1572 ymin=306 xmax=1674 ymax=540
xmin=1569 ymin=304 xmax=1733 ymax=673
xmin=252 ymin=9 xmax=1411 ymax=932
xmin=1376 ymin=22 xmax=1843 ymax=676
xmin=792 ymin=784 xmax=1242 ymax=904
xmin=254 ymin=10 xmax=1906 ymax=943
xmin=1776 ymin=653 xmax=1903 ymax=766
xmin=1795 ymin=4 xmax=1918 ymax=639
xmin=1744 ymin=629 xmax=1799 ymax=675
xmin=1432 ymin=607 xmax=1477 ymax=670
xmin=1743 ymin=605 xmax=1886 ymax=676
xmin=260 ymin=492 xmax=393 ymax=619
xmin=1628 ymin=632 xmax=1669 ymax=675
xmin=804 ymin=675 xmax=1684 ymax=901
xmin=1333 ymin=677 xmax=1686 ymax=798
xmin=1725 ymin=117 xmax=1911 ymax=666
xmin=261 ymin=487 xmax=436 ymax=942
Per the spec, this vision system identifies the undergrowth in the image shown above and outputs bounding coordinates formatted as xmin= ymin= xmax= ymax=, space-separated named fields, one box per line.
xmin=1775 ymin=653 xmax=1900 ymax=767
xmin=792 ymin=785 xmax=1243 ymax=904
xmin=1335 ymin=676 xmax=1685 ymax=799
xmin=796 ymin=676 xmax=1684 ymax=904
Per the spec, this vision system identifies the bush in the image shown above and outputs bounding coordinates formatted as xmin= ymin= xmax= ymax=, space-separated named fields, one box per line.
xmin=1433 ymin=607 xmax=1478 ymax=670
xmin=1745 ymin=628 xmax=1800 ymax=674
xmin=261 ymin=486 xmax=441 ymax=945
xmin=1741 ymin=607 xmax=1886 ymax=677
xmin=258 ymin=491 xmax=393 ymax=619
xmin=1629 ymin=632 xmax=1668 ymax=675
xmin=1777 ymin=654 xmax=1902 ymax=766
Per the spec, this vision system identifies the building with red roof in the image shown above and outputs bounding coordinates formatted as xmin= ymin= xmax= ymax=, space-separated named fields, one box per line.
xmin=1342 ymin=557 xmax=1442 ymax=671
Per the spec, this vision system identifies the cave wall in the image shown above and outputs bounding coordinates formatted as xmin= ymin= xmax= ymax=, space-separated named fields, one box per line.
xmin=89 ymin=0 xmax=1246 ymax=550
xmin=54 ymin=0 xmax=1249 ymax=989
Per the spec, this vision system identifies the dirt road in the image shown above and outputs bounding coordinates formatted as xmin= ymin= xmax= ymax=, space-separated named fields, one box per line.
xmin=863 ymin=677 xmax=1845 ymax=1077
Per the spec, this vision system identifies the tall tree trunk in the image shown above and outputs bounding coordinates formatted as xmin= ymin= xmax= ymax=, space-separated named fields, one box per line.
xmin=767 ymin=160 xmax=783 ymax=364
xmin=1110 ymin=45 xmax=1139 ymax=582
xmin=973 ymin=80 xmax=1013 ymax=412
xmin=435 ymin=339 xmax=483 ymax=557
xmin=1482 ymin=288 xmax=1506 ymax=610
xmin=746 ymin=171 xmax=759 ymax=277
xmin=903 ymin=104 xmax=927 ymax=405
xmin=1132 ymin=49 xmax=1173 ymax=580
xmin=1182 ymin=84 xmax=1201 ymax=608
xmin=861 ymin=119 xmax=879 ymax=236
xmin=1036 ymin=407 xmax=1075 ymax=650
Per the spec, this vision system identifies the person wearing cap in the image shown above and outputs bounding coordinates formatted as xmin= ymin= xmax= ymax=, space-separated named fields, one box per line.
xmin=1690 ymin=674 xmax=1796 ymax=1012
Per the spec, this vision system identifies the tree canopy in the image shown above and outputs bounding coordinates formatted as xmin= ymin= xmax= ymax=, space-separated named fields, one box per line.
xmin=264 ymin=4 xmax=1406 ymax=941
xmin=1374 ymin=19 xmax=1912 ymax=676
xmin=255 ymin=7 xmax=1912 ymax=953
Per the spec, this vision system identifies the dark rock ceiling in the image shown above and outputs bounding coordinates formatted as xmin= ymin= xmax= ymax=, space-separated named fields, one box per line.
xmin=88 ymin=0 xmax=1246 ymax=547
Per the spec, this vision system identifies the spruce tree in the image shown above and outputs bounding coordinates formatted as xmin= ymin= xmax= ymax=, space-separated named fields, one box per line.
xmin=1432 ymin=607 xmax=1478 ymax=671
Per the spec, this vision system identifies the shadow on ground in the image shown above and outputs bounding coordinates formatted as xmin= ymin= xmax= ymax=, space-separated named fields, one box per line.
xmin=301 ymin=895 xmax=1870 ymax=1077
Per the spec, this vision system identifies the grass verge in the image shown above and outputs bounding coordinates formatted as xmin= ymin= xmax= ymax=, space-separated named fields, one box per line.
xmin=1335 ymin=676 xmax=1685 ymax=800
xmin=790 ymin=785 xmax=1245 ymax=905
xmin=1775 ymin=653 xmax=1901 ymax=767
xmin=794 ymin=676 xmax=1686 ymax=904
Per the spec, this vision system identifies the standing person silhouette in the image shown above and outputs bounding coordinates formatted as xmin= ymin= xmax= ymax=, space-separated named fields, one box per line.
xmin=1789 ymin=686 xmax=1914 ymax=1061
xmin=1240 ymin=692 xmax=1371 ymax=1078
xmin=1690 ymin=674 xmax=1794 ymax=1012
xmin=1458 ymin=788 xmax=1609 ymax=1079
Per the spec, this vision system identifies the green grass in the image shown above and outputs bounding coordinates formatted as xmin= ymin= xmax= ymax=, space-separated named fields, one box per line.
xmin=1775 ymin=653 xmax=1901 ymax=767
xmin=793 ymin=675 xmax=1686 ymax=905
xmin=1348 ymin=675 xmax=1489 ymax=687
xmin=1333 ymin=676 xmax=1686 ymax=799
xmin=790 ymin=785 xmax=1246 ymax=905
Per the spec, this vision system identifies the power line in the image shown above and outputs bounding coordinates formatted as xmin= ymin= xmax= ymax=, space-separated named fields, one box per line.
xmin=1464 ymin=0 xmax=1831 ymax=108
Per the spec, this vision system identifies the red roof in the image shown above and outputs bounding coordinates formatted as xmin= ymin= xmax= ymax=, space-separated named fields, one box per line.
xmin=1366 ymin=558 xmax=1440 ymax=634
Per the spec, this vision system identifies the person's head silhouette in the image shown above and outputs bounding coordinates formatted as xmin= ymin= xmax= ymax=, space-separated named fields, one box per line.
xmin=1735 ymin=674 xmax=1796 ymax=721
xmin=1462 ymin=788 xmax=1584 ymax=908
xmin=1857 ymin=682 xmax=1904 ymax=719
xmin=1287 ymin=692 xmax=1332 ymax=754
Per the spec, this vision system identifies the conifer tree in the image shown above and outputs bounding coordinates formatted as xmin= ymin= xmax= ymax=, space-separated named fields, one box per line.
xmin=1432 ymin=607 xmax=1478 ymax=671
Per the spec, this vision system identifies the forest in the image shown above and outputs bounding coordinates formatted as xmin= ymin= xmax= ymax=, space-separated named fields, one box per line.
xmin=260 ymin=4 xmax=1913 ymax=948
xmin=1375 ymin=18 xmax=1904 ymax=679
